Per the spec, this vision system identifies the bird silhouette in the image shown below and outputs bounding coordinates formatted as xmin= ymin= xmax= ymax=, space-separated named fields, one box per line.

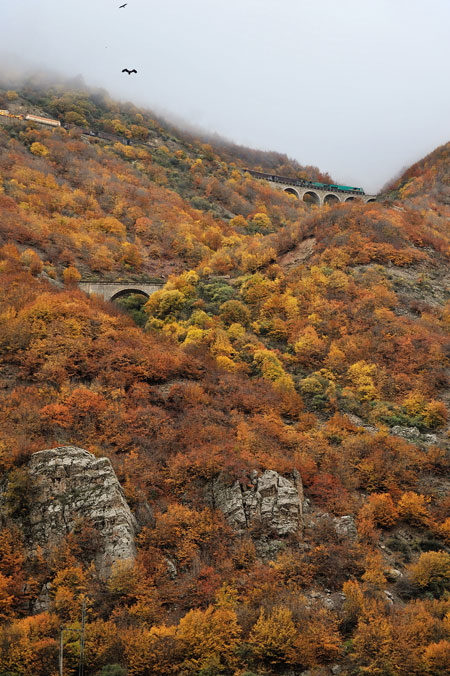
xmin=122 ymin=68 xmax=137 ymax=74
xmin=119 ymin=3 xmax=127 ymax=7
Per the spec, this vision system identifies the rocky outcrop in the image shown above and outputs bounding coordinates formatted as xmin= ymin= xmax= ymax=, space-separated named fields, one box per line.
xmin=391 ymin=425 xmax=437 ymax=445
xmin=211 ymin=469 xmax=303 ymax=536
xmin=25 ymin=446 xmax=137 ymax=578
xmin=333 ymin=515 xmax=357 ymax=541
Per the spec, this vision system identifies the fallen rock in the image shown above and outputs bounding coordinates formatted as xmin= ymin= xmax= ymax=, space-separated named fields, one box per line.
xmin=386 ymin=567 xmax=402 ymax=582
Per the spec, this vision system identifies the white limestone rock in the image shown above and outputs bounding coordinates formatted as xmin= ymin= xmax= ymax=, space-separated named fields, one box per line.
xmin=333 ymin=515 xmax=357 ymax=541
xmin=26 ymin=446 xmax=137 ymax=578
xmin=212 ymin=469 xmax=303 ymax=536
xmin=391 ymin=425 xmax=438 ymax=445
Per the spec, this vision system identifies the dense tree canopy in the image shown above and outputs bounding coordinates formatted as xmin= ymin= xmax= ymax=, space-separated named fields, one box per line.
xmin=0 ymin=84 xmax=449 ymax=676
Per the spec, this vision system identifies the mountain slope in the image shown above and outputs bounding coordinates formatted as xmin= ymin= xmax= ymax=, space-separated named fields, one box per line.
xmin=0 ymin=84 xmax=449 ymax=676
xmin=387 ymin=141 xmax=450 ymax=205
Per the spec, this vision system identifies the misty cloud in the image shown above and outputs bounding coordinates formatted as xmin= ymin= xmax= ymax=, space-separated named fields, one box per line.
xmin=1 ymin=0 xmax=449 ymax=192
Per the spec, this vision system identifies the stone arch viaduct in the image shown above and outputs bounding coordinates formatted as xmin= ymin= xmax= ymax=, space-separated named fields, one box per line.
xmin=245 ymin=169 xmax=377 ymax=206
xmin=78 ymin=281 xmax=164 ymax=302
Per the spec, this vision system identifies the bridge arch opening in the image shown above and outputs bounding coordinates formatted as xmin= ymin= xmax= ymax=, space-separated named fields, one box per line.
xmin=345 ymin=196 xmax=356 ymax=202
xmin=303 ymin=191 xmax=320 ymax=206
xmin=366 ymin=198 xmax=376 ymax=203
xmin=284 ymin=187 xmax=300 ymax=199
xmin=324 ymin=193 xmax=340 ymax=205
xmin=110 ymin=288 xmax=150 ymax=302
xmin=111 ymin=289 xmax=150 ymax=328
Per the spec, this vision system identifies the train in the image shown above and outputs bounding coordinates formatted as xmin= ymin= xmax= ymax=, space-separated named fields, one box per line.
xmin=311 ymin=181 xmax=364 ymax=194
xmin=0 ymin=110 xmax=132 ymax=145
xmin=0 ymin=110 xmax=61 ymax=126
xmin=25 ymin=114 xmax=60 ymax=127
xmin=1 ymin=112 xmax=365 ymax=195
xmin=244 ymin=168 xmax=365 ymax=195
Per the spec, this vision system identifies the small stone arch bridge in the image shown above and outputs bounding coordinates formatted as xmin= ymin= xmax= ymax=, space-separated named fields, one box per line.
xmin=244 ymin=169 xmax=377 ymax=206
xmin=78 ymin=281 xmax=165 ymax=302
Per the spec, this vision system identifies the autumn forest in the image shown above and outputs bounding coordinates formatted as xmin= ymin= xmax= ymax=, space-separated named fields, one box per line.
xmin=0 ymin=83 xmax=449 ymax=676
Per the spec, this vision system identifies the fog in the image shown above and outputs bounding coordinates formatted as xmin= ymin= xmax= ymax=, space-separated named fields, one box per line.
xmin=1 ymin=0 xmax=449 ymax=192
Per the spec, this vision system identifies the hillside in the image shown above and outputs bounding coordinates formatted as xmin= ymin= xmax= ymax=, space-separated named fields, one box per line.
xmin=0 ymin=84 xmax=450 ymax=676
xmin=0 ymin=83 xmax=334 ymax=279
xmin=386 ymin=141 xmax=450 ymax=205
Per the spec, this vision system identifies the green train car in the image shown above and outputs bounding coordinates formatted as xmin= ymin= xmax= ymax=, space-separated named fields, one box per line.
xmin=330 ymin=183 xmax=364 ymax=193
xmin=311 ymin=182 xmax=364 ymax=193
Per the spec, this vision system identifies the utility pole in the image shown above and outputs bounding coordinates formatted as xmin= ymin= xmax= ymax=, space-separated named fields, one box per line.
xmin=59 ymin=626 xmax=64 ymax=676
xmin=79 ymin=596 xmax=87 ymax=676
xmin=58 ymin=595 xmax=87 ymax=676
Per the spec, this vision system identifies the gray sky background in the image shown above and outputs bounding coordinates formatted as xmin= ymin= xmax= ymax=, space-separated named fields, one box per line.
xmin=1 ymin=0 xmax=449 ymax=192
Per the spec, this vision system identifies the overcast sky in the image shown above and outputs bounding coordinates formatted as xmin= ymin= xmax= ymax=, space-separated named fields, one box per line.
xmin=1 ymin=0 xmax=449 ymax=192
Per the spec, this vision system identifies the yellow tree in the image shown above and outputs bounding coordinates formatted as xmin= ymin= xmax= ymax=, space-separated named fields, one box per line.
xmin=397 ymin=492 xmax=430 ymax=527
xmin=423 ymin=640 xmax=450 ymax=676
xmin=351 ymin=610 xmax=394 ymax=675
xmin=20 ymin=249 xmax=43 ymax=276
xmin=177 ymin=605 xmax=241 ymax=674
xmin=0 ymin=572 xmax=14 ymax=621
xmin=362 ymin=552 xmax=388 ymax=598
xmin=408 ymin=551 xmax=450 ymax=595
xmin=0 ymin=612 xmax=59 ymax=676
xmin=249 ymin=606 xmax=297 ymax=667
xmin=289 ymin=604 xmax=342 ymax=669
xmin=125 ymin=625 xmax=178 ymax=676
xmin=63 ymin=265 xmax=82 ymax=287
xmin=30 ymin=142 xmax=49 ymax=157
xmin=366 ymin=493 xmax=398 ymax=528
xmin=342 ymin=579 xmax=365 ymax=628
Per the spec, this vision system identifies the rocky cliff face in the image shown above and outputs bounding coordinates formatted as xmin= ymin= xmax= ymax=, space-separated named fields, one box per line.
xmin=211 ymin=469 xmax=303 ymax=537
xmin=24 ymin=446 xmax=137 ymax=578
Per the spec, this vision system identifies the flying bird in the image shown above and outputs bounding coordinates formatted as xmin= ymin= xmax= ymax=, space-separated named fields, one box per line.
xmin=119 ymin=3 xmax=127 ymax=7
xmin=122 ymin=68 xmax=137 ymax=75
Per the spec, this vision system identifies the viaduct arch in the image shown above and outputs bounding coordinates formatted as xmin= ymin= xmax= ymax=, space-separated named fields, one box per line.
xmin=303 ymin=190 xmax=321 ymax=205
xmin=279 ymin=185 xmax=377 ymax=205
xmin=78 ymin=281 xmax=165 ymax=302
